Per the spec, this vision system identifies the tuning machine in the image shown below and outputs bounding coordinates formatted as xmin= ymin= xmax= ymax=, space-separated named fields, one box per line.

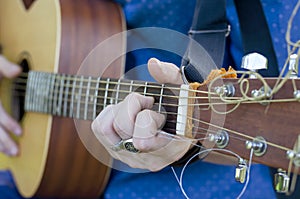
xmin=208 ymin=130 xmax=229 ymax=148
xmin=235 ymin=158 xmax=247 ymax=183
xmin=214 ymin=83 xmax=235 ymax=97
xmin=287 ymin=134 xmax=300 ymax=167
xmin=250 ymin=85 xmax=272 ymax=105
xmin=245 ymin=136 xmax=267 ymax=156
xmin=274 ymin=135 xmax=300 ymax=194
xmin=274 ymin=169 xmax=290 ymax=193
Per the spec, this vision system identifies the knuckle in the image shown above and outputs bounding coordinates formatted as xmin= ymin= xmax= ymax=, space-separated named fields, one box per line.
xmin=92 ymin=105 xmax=115 ymax=133
xmin=136 ymin=109 xmax=151 ymax=121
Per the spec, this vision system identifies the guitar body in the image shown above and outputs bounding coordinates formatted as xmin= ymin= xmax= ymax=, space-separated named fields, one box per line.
xmin=0 ymin=0 xmax=125 ymax=198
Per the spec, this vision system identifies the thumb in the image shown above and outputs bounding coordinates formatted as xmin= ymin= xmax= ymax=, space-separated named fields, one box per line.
xmin=0 ymin=56 xmax=22 ymax=78
xmin=148 ymin=58 xmax=183 ymax=84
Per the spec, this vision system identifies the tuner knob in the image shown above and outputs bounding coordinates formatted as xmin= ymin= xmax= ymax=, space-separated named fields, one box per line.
xmin=235 ymin=159 xmax=247 ymax=183
xmin=241 ymin=53 xmax=268 ymax=78
xmin=274 ymin=169 xmax=290 ymax=193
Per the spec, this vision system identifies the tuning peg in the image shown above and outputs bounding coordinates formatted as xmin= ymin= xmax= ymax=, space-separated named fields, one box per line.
xmin=288 ymin=54 xmax=299 ymax=78
xmin=274 ymin=169 xmax=290 ymax=193
xmin=241 ymin=53 xmax=268 ymax=78
xmin=235 ymin=159 xmax=247 ymax=183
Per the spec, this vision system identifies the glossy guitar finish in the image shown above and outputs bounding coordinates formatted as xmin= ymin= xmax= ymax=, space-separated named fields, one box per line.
xmin=196 ymin=78 xmax=300 ymax=174
xmin=0 ymin=0 xmax=125 ymax=198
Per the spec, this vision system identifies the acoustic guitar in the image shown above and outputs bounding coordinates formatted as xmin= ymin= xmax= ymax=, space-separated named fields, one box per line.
xmin=1 ymin=0 xmax=300 ymax=198
xmin=0 ymin=0 xmax=125 ymax=198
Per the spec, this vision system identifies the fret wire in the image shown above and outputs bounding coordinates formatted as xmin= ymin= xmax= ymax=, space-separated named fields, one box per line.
xmin=63 ymin=75 xmax=70 ymax=117
xmin=66 ymin=83 xmax=183 ymax=99
xmin=22 ymin=84 xmax=296 ymax=105
xmin=84 ymin=76 xmax=92 ymax=120
xmin=18 ymin=71 xmax=223 ymax=97
xmin=115 ymin=79 xmax=121 ymax=104
xmin=40 ymin=93 xmax=298 ymax=108
xmin=17 ymin=83 xmax=218 ymax=100
xmin=40 ymin=73 xmax=47 ymax=113
xmin=93 ymin=77 xmax=101 ymax=119
xmin=48 ymin=74 xmax=54 ymax=113
xmin=37 ymin=73 xmax=43 ymax=112
xmin=70 ymin=76 xmax=77 ymax=117
xmin=34 ymin=72 xmax=40 ymax=112
xmin=21 ymin=80 xmax=294 ymax=153
xmin=77 ymin=76 xmax=84 ymax=119
xmin=30 ymin=72 xmax=36 ymax=111
xmin=129 ymin=80 xmax=133 ymax=93
xmin=58 ymin=75 xmax=65 ymax=116
xmin=28 ymin=72 xmax=33 ymax=111
xmin=33 ymin=72 xmax=38 ymax=112
xmin=42 ymin=73 xmax=48 ymax=113
xmin=18 ymin=82 xmax=222 ymax=102
xmin=24 ymin=72 xmax=300 ymax=114
xmin=158 ymin=84 xmax=164 ymax=113
xmin=17 ymin=72 xmax=214 ymax=100
xmin=17 ymin=71 xmax=184 ymax=91
xmin=21 ymin=81 xmax=299 ymax=111
xmin=35 ymin=73 xmax=42 ymax=113
xmin=104 ymin=78 xmax=110 ymax=108
xmin=19 ymin=72 xmax=296 ymax=153
xmin=143 ymin=82 xmax=148 ymax=96
xmin=40 ymin=96 xmax=176 ymax=109
xmin=52 ymin=74 xmax=59 ymax=115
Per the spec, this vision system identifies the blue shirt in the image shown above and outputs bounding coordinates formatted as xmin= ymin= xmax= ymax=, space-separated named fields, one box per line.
xmin=104 ymin=0 xmax=299 ymax=199
xmin=1 ymin=0 xmax=299 ymax=198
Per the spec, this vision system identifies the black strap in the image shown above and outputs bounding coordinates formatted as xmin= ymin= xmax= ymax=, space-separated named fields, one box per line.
xmin=234 ymin=0 xmax=279 ymax=77
xmin=176 ymin=0 xmax=280 ymax=167
xmin=182 ymin=0 xmax=279 ymax=83
xmin=182 ymin=0 xmax=228 ymax=83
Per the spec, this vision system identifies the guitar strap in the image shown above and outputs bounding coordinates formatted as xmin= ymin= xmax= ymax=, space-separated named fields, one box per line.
xmin=181 ymin=0 xmax=228 ymax=83
xmin=182 ymin=0 xmax=279 ymax=83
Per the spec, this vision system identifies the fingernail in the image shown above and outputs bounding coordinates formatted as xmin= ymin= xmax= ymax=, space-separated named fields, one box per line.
xmin=148 ymin=58 xmax=161 ymax=67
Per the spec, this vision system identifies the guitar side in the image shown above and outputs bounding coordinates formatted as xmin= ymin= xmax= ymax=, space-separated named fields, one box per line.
xmin=0 ymin=0 xmax=125 ymax=198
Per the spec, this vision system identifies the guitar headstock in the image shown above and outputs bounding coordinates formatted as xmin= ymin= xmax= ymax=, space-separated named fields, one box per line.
xmin=190 ymin=76 xmax=300 ymax=192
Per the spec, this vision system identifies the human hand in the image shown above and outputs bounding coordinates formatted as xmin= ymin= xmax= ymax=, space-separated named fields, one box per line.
xmin=0 ymin=55 xmax=22 ymax=156
xmin=92 ymin=58 xmax=192 ymax=171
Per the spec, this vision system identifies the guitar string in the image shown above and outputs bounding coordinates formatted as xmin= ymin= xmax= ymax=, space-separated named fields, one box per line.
xmin=173 ymin=147 xmax=253 ymax=199
xmin=11 ymin=82 xmax=300 ymax=107
xmin=14 ymin=72 xmax=215 ymax=96
xmin=14 ymin=83 xmax=294 ymax=155
xmin=12 ymin=78 xmax=292 ymax=157
xmin=12 ymin=69 xmax=300 ymax=117
xmin=11 ymin=18 xmax=300 ymax=163
xmin=12 ymin=83 xmax=227 ymax=101
xmin=10 ymin=78 xmax=298 ymax=152
xmin=173 ymin=4 xmax=300 ymax=196
xmin=10 ymin=80 xmax=296 ymax=175
xmin=14 ymin=72 xmax=294 ymax=107
xmin=14 ymin=58 xmax=300 ymax=104
xmin=15 ymin=74 xmax=299 ymax=105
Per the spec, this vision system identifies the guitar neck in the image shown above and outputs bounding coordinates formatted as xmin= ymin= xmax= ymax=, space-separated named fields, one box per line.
xmin=21 ymin=71 xmax=300 ymax=174
xmin=21 ymin=71 xmax=181 ymax=133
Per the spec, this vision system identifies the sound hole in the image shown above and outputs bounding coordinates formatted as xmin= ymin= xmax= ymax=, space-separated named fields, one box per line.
xmin=12 ymin=59 xmax=30 ymax=121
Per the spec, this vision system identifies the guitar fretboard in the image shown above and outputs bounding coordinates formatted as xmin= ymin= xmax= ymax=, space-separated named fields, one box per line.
xmin=23 ymin=71 xmax=180 ymax=133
